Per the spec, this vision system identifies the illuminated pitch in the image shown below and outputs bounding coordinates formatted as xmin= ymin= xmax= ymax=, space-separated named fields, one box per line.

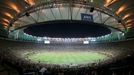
xmin=24 ymin=51 xmax=110 ymax=65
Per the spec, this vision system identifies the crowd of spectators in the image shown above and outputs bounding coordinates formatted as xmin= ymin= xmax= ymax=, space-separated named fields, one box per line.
xmin=0 ymin=38 xmax=134 ymax=75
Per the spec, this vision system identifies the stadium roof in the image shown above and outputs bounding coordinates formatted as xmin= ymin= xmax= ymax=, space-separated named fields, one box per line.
xmin=0 ymin=0 xmax=134 ymax=32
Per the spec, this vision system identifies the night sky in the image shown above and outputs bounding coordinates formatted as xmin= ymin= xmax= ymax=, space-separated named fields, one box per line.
xmin=24 ymin=20 xmax=111 ymax=38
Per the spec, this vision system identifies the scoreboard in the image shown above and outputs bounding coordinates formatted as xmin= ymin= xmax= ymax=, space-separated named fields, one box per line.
xmin=81 ymin=13 xmax=94 ymax=22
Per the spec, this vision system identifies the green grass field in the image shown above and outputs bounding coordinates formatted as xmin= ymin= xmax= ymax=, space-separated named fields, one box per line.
xmin=26 ymin=51 xmax=110 ymax=65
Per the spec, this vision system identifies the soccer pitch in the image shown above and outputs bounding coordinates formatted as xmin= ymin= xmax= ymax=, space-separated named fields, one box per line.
xmin=26 ymin=51 xmax=110 ymax=65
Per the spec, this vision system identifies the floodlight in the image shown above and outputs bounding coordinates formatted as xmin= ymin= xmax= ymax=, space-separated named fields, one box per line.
xmin=83 ymin=41 xmax=89 ymax=44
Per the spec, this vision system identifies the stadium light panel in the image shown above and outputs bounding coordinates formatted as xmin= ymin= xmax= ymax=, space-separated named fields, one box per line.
xmin=37 ymin=38 xmax=42 ymax=41
xmin=91 ymin=0 xmax=94 ymax=2
xmin=83 ymin=41 xmax=89 ymax=44
xmin=44 ymin=40 xmax=50 ymax=44
xmin=122 ymin=33 xmax=125 ymax=36
xmin=91 ymin=39 xmax=96 ymax=42
xmin=43 ymin=37 xmax=48 ymax=40
xmin=88 ymin=37 xmax=91 ymax=40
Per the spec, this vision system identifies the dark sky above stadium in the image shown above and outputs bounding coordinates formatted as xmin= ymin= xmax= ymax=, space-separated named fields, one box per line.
xmin=24 ymin=20 xmax=111 ymax=38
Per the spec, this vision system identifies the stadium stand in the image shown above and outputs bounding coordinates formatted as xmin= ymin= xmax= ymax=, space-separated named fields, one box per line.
xmin=0 ymin=0 xmax=134 ymax=75
xmin=0 ymin=38 xmax=134 ymax=75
